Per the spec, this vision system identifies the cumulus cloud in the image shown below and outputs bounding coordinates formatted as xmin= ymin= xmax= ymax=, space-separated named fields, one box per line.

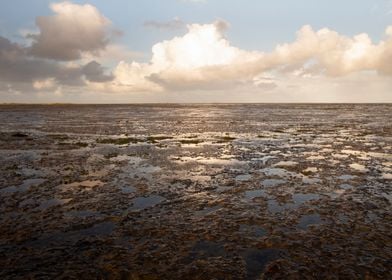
xmin=0 ymin=36 xmax=60 ymax=83
xmin=29 ymin=1 xmax=111 ymax=61
xmin=269 ymin=25 xmax=380 ymax=76
xmin=108 ymin=20 xmax=263 ymax=92
xmin=0 ymin=2 xmax=116 ymax=96
xmin=107 ymin=22 xmax=392 ymax=93
xmin=0 ymin=35 xmax=113 ymax=92
xmin=153 ymin=20 xmax=240 ymax=69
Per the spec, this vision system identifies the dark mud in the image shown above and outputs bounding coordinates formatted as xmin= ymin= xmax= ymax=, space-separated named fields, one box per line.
xmin=0 ymin=104 xmax=391 ymax=279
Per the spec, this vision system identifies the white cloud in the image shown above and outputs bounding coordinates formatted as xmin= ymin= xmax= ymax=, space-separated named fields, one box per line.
xmin=150 ymin=21 xmax=252 ymax=70
xmin=105 ymin=22 xmax=392 ymax=94
xmin=270 ymin=26 xmax=383 ymax=76
xmin=107 ymin=20 xmax=263 ymax=92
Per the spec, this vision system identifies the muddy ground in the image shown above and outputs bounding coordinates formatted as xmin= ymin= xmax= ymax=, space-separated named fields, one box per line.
xmin=0 ymin=104 xmax=391 ymax=279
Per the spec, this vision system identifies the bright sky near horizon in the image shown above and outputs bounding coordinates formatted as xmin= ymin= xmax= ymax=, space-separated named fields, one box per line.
xmin=0 ymin=0 xmax=391 ymax=103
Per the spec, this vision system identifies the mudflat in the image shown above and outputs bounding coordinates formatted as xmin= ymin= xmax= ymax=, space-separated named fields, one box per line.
xmin=0 ymin=104 xmax=391 ymax=279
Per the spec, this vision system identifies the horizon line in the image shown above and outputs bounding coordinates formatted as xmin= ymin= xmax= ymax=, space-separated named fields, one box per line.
xmin=0 ymin=102 xmax=391 ymax=105
xmin=0 ymin=102 xmax=392 ymax=106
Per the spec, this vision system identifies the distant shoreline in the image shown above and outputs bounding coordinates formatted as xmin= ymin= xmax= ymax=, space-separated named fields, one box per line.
xmin=1 ymin=102 xmax=391 ymax=105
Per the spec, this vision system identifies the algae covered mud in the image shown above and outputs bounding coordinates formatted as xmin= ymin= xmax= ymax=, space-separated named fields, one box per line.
xmin=0 ymin=104 xmax=391 ymax=279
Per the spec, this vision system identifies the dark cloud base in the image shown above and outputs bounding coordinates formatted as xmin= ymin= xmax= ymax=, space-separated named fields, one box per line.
xmin=0 ymin=36 xmax=113 ymax=92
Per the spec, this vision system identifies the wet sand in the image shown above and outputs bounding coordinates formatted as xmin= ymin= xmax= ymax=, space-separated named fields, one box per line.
xmin=0 ymin=104 xmax=391 ymax=279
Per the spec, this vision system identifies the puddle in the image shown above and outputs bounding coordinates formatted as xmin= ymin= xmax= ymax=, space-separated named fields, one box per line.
xmin=242 ymin=248 xmax=282 ymax=280
xmin=24 ymin=221 xmax=116 ymax=248
xmin=19 ymin=198 xmax=36 ymax=207
xmin=194 ymin=205 xmax=220 ymax=217
xmin=302 ymin=177 xmax=321 ymax=184
xmin=198 ymin=158 xmax=245 ymax=166
xmin=239 ymin=225 xmax=267 ymax=238
xmin=188 ymin=240 xmax=226 ymax=260
xmin=88 ymin=165 xmax=114 ymax=177
xmin=337 ymin=214 xmax=349 ymax=223
xmin=339 ymin=184 xmax=353 ymax=190
xmin=259 ymin=168 xmax=300 ymax=178
xmin=268 ymin=193 xmax=319 ymax=214
xmin=366 ymin=213 xmax=378 ymax=222
xmin=175 ymin=156 xmax=245 ymax=166
xmin=303 ymin=167 xmax=318 ymax=173
xmin=38 ymin=198 xmax=72 ymax=210
xmin=349 ymin=163 xmax=369 ymax=173
xmin=333 ymin=154 xmax=349 ymax=159
xmin=109 ymin=154 xmax=133 ymax=162
xmin=267 ymin=200 xmax=294 ymax=214
xmin=119 ymin=185 xmax=136 ymax=194
xmin=338 ymin=174 xmax=357 ymax=181
xmin=297 ymin=214 xmax=322 ymax=230
xmin=65 ymin=210 xmax=99 ymax=218
xmin=273 ymin=161 xmax=298 ymax=167
xmin=235 ymin=174 xmax=252 ymax=182
xmin=367 ymin=152 xmax=392 ymax=160
xmin=251 ymin=156 xmax=276 ymax=164
xmin=127 ymin=156 xmax=144 ymax=165
xmin=216 ymin=185 xmax=232 ymax=193
xmin=261 ymin=179 xmax=286 ymax=187
xmin=191 ymin=175 xmax=211 ymax=182
xmin=307 ymin=155 xmax=325 ymax=161
xmin=130 ymin=195 xmax=165 ymax=210
xmin=121 ymin=163 xmax=161 ymax=180
xmin=245 ymin=189 xmax=267 ymax=200
xmin=18 ymin=168 xmax=45 ymax=177
xmin=381 ymin=192 xmax=392 ymax=204
xmin=0 ymin=178 xmax=46 ymax=194
xmin=59 ymin=180 xmax=104 ymax=191
xmin=78 ymin=221 xmax=115 ymax=237
xmin=137 ymin=165 xmax=161 ymax=173
xmin=381 ymin=173 xmax=392 ymax=180
xmin=342 ymin=150 xmax=364 ymax=156
xmin=293 ymin=193 xmax=320 ymax=204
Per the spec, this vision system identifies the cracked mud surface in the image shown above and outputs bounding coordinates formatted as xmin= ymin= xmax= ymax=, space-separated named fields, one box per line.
xmin=0 ymin=104 xmax=391 ymax=279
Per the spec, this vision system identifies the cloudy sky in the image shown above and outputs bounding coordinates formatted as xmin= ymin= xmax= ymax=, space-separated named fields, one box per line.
xmin=0 ymin=0 xmax=391 ymax=103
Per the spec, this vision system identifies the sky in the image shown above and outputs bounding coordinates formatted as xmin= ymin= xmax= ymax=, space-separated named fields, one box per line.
xmin=0 ymin=0 xmax=391 ymax=103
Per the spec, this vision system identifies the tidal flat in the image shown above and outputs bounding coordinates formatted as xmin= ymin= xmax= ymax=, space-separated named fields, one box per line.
xmin=0 ymin=104 xmax=391 ymax=279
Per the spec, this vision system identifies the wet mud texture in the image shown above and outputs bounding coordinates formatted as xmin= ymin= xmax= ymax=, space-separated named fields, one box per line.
xmin=0 ymin=104 xmax=391 ymax=279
